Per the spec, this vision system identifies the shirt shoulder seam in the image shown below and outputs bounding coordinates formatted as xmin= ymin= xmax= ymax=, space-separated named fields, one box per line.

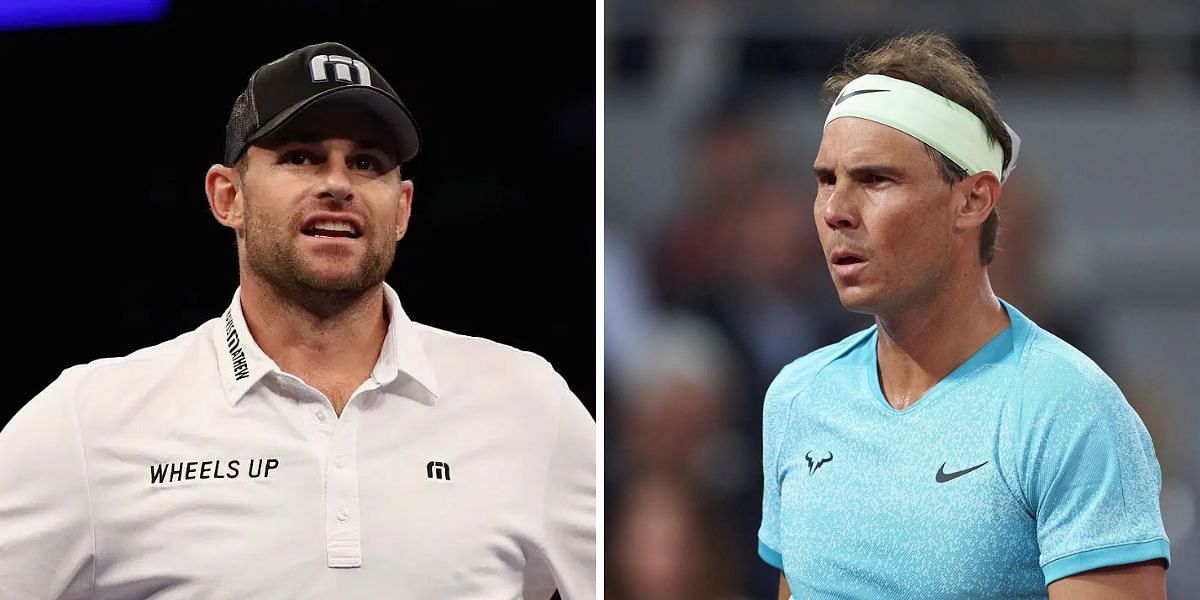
xmin=64 ymin=385 xmax=98 ymax=594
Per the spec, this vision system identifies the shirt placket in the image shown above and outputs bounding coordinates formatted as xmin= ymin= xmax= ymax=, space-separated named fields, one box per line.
xmin=323 ymin=404 xmax=363 ymax=568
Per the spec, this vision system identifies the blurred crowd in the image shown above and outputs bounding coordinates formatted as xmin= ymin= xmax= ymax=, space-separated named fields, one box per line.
xmin=605 ymin=104 xmax=860 ymax=598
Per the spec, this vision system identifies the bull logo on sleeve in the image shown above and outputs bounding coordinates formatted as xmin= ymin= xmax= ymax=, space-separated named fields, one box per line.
xmin=805 ymin=450 xmax=833 ymax=476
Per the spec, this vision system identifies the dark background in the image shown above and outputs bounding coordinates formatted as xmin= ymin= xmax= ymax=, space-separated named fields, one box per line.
xmin=2 ymin=0 xmax=596 ymax=422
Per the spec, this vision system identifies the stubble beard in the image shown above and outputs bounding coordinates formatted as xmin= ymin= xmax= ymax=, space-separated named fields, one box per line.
xmin=240 ymin=195 xmax=395 ymax=318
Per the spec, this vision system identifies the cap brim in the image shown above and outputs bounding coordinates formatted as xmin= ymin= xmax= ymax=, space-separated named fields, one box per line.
xmin=245 ymin=85 xmax=420 ymax=163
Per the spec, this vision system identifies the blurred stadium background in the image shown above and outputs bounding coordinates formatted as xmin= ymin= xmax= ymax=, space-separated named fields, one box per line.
xmin=604 ymin=1 xmax=1198 ymax=598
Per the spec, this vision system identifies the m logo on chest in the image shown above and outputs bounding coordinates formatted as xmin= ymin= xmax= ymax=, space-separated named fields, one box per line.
xmin=427 ymin=461 xmax=451 ymax=481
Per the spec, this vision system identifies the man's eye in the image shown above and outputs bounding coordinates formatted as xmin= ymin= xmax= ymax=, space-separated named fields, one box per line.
xmin=353 ymin=155 xmax=380 ymax=171
xmin=283 ymin=151 xmax=312 ymax=165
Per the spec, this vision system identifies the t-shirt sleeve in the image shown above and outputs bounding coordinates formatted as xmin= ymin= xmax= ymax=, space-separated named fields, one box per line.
xmin=1015 ymin=369 xmax=1170 ymax=585
xmin=758 ymin=372 xmax=793 ymax=570
xmin=538 ymin=370 xmax=596 ymax=600
xmin=0 ymin=368 xmax=95 ymax=599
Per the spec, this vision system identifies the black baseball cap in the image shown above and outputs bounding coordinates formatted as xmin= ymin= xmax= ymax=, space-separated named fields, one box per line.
xmin=223 ymin=42 xmax=420 ymax=166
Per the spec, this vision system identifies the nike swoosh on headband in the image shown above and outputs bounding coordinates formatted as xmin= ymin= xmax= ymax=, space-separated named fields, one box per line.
xmin=834 ymin=88 xmax=889 ymax=106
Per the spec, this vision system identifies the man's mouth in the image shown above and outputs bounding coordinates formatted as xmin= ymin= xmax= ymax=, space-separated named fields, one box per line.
xmin=302 ymin=220 xmax=362 ymax=239
xmin=831 ymin=251 xmax=865 ymax=265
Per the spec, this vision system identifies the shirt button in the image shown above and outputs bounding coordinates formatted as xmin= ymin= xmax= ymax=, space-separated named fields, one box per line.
xmin=334 ymin=456 xmax=345 ymax=468
xmin=315 ymin=410 xmax=327 ymax=422
xmin=336 ymin=509 xmax=349 ymax=521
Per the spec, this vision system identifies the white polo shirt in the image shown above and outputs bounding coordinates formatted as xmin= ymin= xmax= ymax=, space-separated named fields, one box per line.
xmin=0 ymin=284 xmax=595 ymax=600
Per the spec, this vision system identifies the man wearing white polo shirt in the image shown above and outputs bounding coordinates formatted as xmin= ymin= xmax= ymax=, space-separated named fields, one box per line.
xmin=0 ymin=42 xmax=595 ymax=600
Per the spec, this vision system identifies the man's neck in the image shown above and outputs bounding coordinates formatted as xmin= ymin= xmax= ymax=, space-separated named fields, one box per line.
xmin=237 ymin=273 xmax=389 ymax=404
xmin=873 ymin=271 xmax=1009 ymax=411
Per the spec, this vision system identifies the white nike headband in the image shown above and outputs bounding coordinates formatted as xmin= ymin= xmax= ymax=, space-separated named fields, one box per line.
xmin=824 ymin=74 xmax=1021 ymax=184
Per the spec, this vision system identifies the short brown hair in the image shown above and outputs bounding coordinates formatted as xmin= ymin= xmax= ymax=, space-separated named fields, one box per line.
xmin=821 ymin=32 xmax=1010 ymax=265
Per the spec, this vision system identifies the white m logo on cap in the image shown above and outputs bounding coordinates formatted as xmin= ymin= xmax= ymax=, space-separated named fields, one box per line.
xmin=309 ymin=54 xmax=372 ymax=86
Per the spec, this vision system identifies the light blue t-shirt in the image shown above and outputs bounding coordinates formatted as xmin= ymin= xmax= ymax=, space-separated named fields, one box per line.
xmin=758 ymin=301 xmax=1170 ymax=599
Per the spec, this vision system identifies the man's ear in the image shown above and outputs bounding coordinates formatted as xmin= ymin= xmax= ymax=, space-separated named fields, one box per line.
xmin=954 ymin=171 xmax=1001 ymax=232
xmin=395 ymin=178 xmax=414 ymax=241
xmin=206 ymin=164 xmax=245 ymax=236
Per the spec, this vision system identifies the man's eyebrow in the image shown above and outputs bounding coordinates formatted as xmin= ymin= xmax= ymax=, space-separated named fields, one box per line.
xmin=811 ymin=164 xmax=907 ymax=181
xmin=845 ymin=164 xmax=904 ymax=178
xmin=261 ymin=132 xmax=396 ymax=158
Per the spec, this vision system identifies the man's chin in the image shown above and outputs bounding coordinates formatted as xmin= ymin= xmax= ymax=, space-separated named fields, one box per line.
xmin=835 ymin=287 xmax=878 ymax=316
xmin=295 ymin=271 xmax=379 ymax=295
xmin=294 ymin=256 xmax=382 ymax=288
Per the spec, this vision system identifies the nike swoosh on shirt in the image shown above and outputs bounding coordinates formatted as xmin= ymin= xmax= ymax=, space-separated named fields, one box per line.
xmin=935 ymin=461 xmax=989 ymax=483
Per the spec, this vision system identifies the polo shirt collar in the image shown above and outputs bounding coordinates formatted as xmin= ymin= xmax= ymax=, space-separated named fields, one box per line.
xmin=214 ymin=284 xmax=441 ymax=406
xmin=214 ymin=287 xmax=277 ymax=405
xmin=375 ymin=283 xmax=441 ymax=399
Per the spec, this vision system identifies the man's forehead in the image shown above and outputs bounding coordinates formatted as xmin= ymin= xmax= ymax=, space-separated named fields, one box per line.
xmin=816 ymin=117 xmax=929 ymax=166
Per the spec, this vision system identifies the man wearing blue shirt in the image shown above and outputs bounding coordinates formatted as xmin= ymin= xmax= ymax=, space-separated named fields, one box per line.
xmin=758 ymin=33 xmax=1169 ymax=599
